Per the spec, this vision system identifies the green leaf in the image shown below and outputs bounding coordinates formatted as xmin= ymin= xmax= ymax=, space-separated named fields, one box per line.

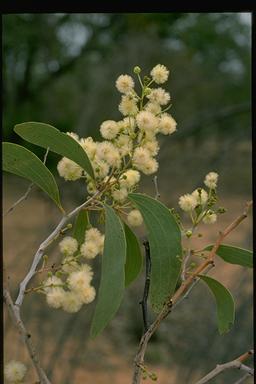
xmin=128 ymin=193 xmax=182 ymax=312
xmin=73 ymin=210 xmax=90 ymax=245
xmin=204 ymin=244 xmax=253 ymax=268
xmin=90 ymin=205 xmax=126 ymax=338
xmin=199 ymin=275 xmax=235 ymax=335
xmin=123 ymin=223 xmax=143 ymax=286
xmin=14 ymin=122 xmax=94 ymax=179
xmin=3 ymin=142 xmax=62 ymax=210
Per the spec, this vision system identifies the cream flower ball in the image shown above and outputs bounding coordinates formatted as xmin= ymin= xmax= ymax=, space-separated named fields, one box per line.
xmin=178 ymin=194 xmax=197 ymax=212
xmin=4 ymin=361 xmax=27 ymax=383
xmin=100 ymin=120 xmax=120 ymax=140
xmin=115 ymin=74 xmax=135 ymax=94
xmin=127 ymin=209 xmax=143 ymax=227
xmin=59 ymin=236 xmax=78 ymax=256
xmin=150 ymin=64 xmax=169 ymax=84
xmin=57 ymin=157 xmax=83 ymax=181
xmin=204 ymin=172 xmax=219 ymax=189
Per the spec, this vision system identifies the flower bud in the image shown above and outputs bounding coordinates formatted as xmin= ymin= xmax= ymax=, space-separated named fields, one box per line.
xmin=186 ymin=230 xmax=193 ymax=238
xmin=144 ymin=87 xmax=152 ymax=95
xmin=133 ymin=66 xmax=141 ymax=74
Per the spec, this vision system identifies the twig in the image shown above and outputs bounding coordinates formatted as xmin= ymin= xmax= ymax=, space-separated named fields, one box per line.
xmin=232 ymin=373 xmax=253 ymax=384
xmin=193 ymin=350 xmax=254 ymax=384
xmin=172 ymin=264 xmax=213 ymax=310
xmin=139 ymin=240 xmax=151 ymax=333
xmin=152 ymin=176 xmax=160 ymax=200
xmin=4 ymin=148 xmax=50 ymax=217
xmin=15 ymin=189 xmax=103 ymax=307
xmin=3 ymin=287 xmax=51 ymax=384
xmin=132 ymin=201 xmax=252 ymax=384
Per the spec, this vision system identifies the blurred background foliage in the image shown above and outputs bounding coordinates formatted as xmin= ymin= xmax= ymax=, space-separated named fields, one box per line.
xmin=3 ymin=13 xmax=252 ymax=384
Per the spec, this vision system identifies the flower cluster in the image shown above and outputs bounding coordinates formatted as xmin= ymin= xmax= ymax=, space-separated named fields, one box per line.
xmin=178 ymin=172 xmax=220 ymax=225
xmin=57 ymin=64 xmax=176 ymax=226
xmin=42 ymin=227 xmax=104 ymax=313
xmin=4 ymin=361 xmax=27 ymax=383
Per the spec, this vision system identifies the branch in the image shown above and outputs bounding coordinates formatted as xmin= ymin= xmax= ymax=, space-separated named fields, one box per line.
xmin=152 ymin=175 xmax=160 ymax=200
xmin=139 ymin=240 xmax=151 ymax=333
xmin=15 ymin=189 xmax=103 ymax=307
xmin=4 ymin=148 xmax=50 ymax=217
xmin=3 ymin=287 xmax=51 ymax=384
xmin=132 ymin=201 xmax=252 ymax=384
xmin=194 ymin=350 xmax=254 ymax=384
xmin=232 ymin=373 xmax=253 ymax=384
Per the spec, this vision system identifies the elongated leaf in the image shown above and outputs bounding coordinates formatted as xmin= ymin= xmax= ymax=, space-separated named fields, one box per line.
xmin=199 ymin=275 xmax=235 ymax=335
xmin=14 ymin=122 xmax=94 ymax=179
xmin=90 ymin=205 xmax=126 ymax=338
xmin=204 ymin=244 xmax=253 ymax=268
xmin=128 ymin=193 xmax=182 ymax=312
xmin=123 ymin=223 xmax=143 ymax=286
xmin=73 ymin=210 xmax=90 ymax=245
xmin=3 ymin=142 xmax=62 ymax=210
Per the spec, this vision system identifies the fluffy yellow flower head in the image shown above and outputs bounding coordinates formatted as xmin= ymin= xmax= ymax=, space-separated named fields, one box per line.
xmin=57 ymin=157 xmax=83 ymax=181
xmin=80 ymin=241 xmax=100 ymax=259
xmin=127 ymin=209 xmax=143 ymax=227
xmin=4 ymin=361 xmax=27 ymax=383
xmin=159 ymin=114 xmax=177 ymax=135
xmin=204 ymin=172 xmax=219 ymax=189
xmin=100 ymin=120 xmax=120 ymax=140
xmin=67 ymin=264 xmax=93 ymax=292
xmin=115 ymin=134 xmax=133 ymax=157
xmin=145 ymin=102 xmax=162 ymax=115
xmin=85 ymin=227 xmax=103 ymax=243
xmin=136 ymin=111 xmax=159 ymax=133
xmin=132 ymin=147 xmax=158 ymax=175
xmin=59 ymin=236 xmax=78 ymax=256
xmin=92 ymin=158 xmax=110 ymax=179
xmin=112 ymin=188 xmax=128 ymax=202
xmin=116 ymin=74 xmax=135 ymax=94
xmin=80 ymin=137 xmax=97 ymax=160
xmin=178 ymin=194 xmax=197 ymax=212
xmin=147 ymin=88 xmax=170 ymax=106
xmin=120 ymin=169 xmax=140 ymax=189
xmin=151 ymin=64 xmax=169 ymax=84
xmin=78 ymin=285 xmax=96 ymax=304
xmin=46 ymin=288 xmax=65 ymax=309
xmin=96 ymin=142 xmax=121 ymax=168
xmin=62 ymin=291 xmax=83 ymax=313
xmin=119 ymin=95 xmax=138 ymax=116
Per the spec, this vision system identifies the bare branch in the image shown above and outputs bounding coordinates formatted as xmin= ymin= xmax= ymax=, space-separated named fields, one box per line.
xmin=152 ymin=175 xmax=160 ymax=200
xmin=4 ymin=148 xmax=50 ymax=217
xmin=232 ymin=373 xmax=253 ymax=384
xmin=3 ymin=287 xmax=51 ymax=384
xmin=132 ymin=201 xmax=252 ymax=384
xmin=194 ymin=350 xmax=254 ymax=384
